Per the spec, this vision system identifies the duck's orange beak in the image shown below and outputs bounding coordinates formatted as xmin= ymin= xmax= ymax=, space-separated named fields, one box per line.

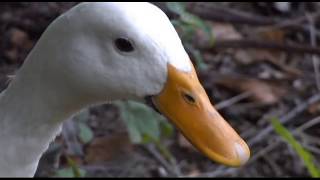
xmin=153 ymin=62 xmax=250 ymax=166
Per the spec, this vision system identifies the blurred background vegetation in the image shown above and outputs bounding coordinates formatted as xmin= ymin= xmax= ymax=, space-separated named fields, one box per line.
xmin=1 ymin=2 xmax=320 ymax=177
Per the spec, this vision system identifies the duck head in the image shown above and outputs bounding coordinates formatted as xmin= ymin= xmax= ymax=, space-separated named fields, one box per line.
xmin=34 ymin=2 xmax=250 ymax=166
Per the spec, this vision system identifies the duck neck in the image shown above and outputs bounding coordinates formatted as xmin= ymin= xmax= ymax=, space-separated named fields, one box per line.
xmin=0 ymin=56 xmax=94 ymax=177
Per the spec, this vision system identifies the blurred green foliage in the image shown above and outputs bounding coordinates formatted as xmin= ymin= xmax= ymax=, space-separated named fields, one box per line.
xmin=167 ymin=2 xmax=213 ymax=45
xmin=54 ymin=110 xmax=92 ymax=177
xmin=166 ymin=2 xmax=212 ymax=71
xmin=270 ymin=117 xmax=320 ymax=177
xmin=116 ymin=100 xmax=176 ymax=163
xmin=78 ymin=122 xmax=94 ymax=144
xmin=54 ymin=157 xmax=86 ymax=178
xmin=116 ymin=101 xmax=174 ymax=144
xmin=76 ymin=110 xmax=94 ymax=144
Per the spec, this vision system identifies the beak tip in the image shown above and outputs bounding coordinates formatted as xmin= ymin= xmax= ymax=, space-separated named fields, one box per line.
xmin=235 ymin=142 xmax=250 ymax=165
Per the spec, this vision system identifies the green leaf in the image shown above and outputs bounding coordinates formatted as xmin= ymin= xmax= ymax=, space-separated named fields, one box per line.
xmin=55 ymin=167 xmax=75 ymax=178
xmin=171 ymin=20 xmax=195 ymax=42
xmin=75 ymin=109 xmax=90 ymax=122
xmin=54 ymin=156 xmax=86 ymax=177
xmin=168 ymin=2 xmax=214 ymax=47
xmin=167 ymin=3 xmax=213 ymax=71
xmin=185 ymin=43 xmax=208 ymax=71
xmin=54 ymin=167 xmax=86 ymax=178
xmin=116 ymin=101 xmax=175 ymax=167
xmin=116 ymin=101 xmax=167 ymax=144
xmin=270 ymin=117 xmax=320 ymax=177
xmin=182 ymin=13 xmax=207 ymax=32
xmin=159 ymin=119 xmax=174 ymax=138
xmin=166 ymin=2 xmax=187 ymax=16
xmin=66 ymin=156 xmax=86 ymax=177
xmin=78 ymin=122 xmax=94 ymax=144
xmin=141 ymin=134 xmax=157 ymax=144
xmin=182 ymin=13 xmax=214 ymax=46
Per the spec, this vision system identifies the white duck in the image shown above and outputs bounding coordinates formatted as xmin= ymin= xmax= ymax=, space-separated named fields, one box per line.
xmin=0 ymin=2 xmax=250 ymax=177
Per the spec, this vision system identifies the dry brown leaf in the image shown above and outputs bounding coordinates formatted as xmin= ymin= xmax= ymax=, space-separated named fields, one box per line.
xmin=4 ymin=49 xmax=19 ymax=62
xmin=247 ymin=27 xmax=286 ymax=43
xmin=258 ymin=29 xmax=286 ymax=44
xmin=208 ymin=24 xmax=301 ymax=78
xmin=194 ymin=22 xmax=242 ymax=48
xmin=234 ymin=48 xmax=301 ymax=77
xmin=210 ymin=22 xmax=243 ymax=41
xmin=308 ymin=102 xmax=320 ymax=115
xmin=84 ymin=132 xmax=133 ymax=164
xmin=10 ymin=28 xmax=33 ymax=49
xmin=5 ymin=28 xmax=34 ymax=63
xmin=234 ymin=28 xmax=301 ymax=77
xmin=234 ymin=49 xmax=276 ymax=65
xmin=215 ymin=75 xmax=287 ymax=105
xmin=186 ymin=166 xmax=200 ymax=177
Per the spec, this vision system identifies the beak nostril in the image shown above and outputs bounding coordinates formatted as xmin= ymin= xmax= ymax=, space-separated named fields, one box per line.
xmin=182 ymin=93 xmax=196 ymax=104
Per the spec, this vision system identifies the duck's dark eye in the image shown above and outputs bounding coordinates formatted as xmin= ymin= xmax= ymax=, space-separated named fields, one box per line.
xmin=114 ymin=38 xmax=134 ymax=52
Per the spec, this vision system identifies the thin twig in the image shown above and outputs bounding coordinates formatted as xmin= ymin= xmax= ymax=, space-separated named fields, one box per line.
xmin=154 ymin=2 xmax=320 ymax=56
xmin=186 ymin=2 xmax=277 ymax=26
xmin=204 ymin=39 xmax=320 ymax=56
xmin=254 ymin=12 xmax=320 ymax=34
xmin=306 ymin=13 xmax=320 ymax=92
xmin=198 ymin=137 xmax=282 ymax=177
xmin=263 ymin=155 xmax=283 ymax=176
xmin=304 ymin=145 xmax=320 ymax=156
xmin=197 ymin=94 xmax=320 ymax=177
xmin=299 ymin=132 xmax=320 ymax=147
xmin=215 ymin=91 xmax=252 ymax=110
xmin=143 ymin=144 xmax=180 ymax=177
xmin=246 ymin=117 xmax=320 ymax=171
xmin=296 ymin=116 xmax=320 ymax=132
xmin=248 ymin=93 xmax=320 ymax=147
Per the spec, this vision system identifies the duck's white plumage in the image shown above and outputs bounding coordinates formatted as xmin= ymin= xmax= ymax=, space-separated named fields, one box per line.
xmin=0 ymin=2 xmax=191 ymax=177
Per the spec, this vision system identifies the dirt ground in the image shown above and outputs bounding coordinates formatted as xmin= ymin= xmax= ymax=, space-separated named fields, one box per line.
xmin=1 ymin=2 xmax=320 ymax=177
